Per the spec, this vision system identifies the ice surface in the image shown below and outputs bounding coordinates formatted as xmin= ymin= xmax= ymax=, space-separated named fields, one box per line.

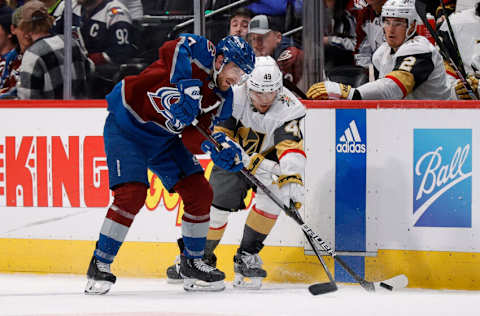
xmin=0 ymin=273 xmax=477 ymax=316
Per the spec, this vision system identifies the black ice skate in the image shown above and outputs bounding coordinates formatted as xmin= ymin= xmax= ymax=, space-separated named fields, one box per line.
xmin=233 ymin=251 xmax=267 ymax=289
xmin=166 ymin=252 xmax=217 ymax=284
xmin=166 ymin=255 xmax=183 ymax=284
xmin=84 ymin=256 xmax=117 ymax=295
xmin=180 ymin=254 xmax=225 ymax=292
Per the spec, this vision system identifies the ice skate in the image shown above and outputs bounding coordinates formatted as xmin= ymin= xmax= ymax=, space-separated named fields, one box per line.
xmin=166 ymin=255 xmax=183 ymax=284
xmin=84 ymin=256 xmax=116 ymax=295
xmin=167 ymin=252 xmax=217 ymax=284
xmin=180 ymin=254 xmax=225 ymax=292
xmin=233 ymin=251 xmax=266 ymax=290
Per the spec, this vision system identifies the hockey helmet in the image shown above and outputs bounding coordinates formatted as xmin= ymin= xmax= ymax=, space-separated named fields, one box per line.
xmin=381 ymin=0 xmax=418 ymax=40
xmin=214 ymin=35 xmax=255 ymax=86
xmin=247 ymin=56 xmax=283 ymax=93
xmin=247 ymin=56 xmax=283 ymax=110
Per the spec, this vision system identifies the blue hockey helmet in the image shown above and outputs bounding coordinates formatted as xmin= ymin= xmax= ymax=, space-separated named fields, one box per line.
xmin=215 ymin=35 xmax=255 ymax=76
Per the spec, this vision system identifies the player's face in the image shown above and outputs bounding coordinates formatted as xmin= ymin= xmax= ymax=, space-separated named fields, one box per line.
xmin=249 ymin=90 xmax=277 ymax=113
xmin=11 ymin=26 xmax=32 ymax=53
xmin=216 ymin=61 xmax=246 ymax=91
xmin=383 ymin=17 xmax=407 ymax=50
xmin=247 ymin=31 xmax=280 ymax=56
xmin=229 ymin=16 xmax=250 ymax=39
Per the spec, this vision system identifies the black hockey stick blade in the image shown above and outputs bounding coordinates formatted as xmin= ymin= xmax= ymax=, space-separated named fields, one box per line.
xmin=308 ymin=282 xmax=338 ymax=295
xmin=375 ymin=274 xmax=409 ymax=291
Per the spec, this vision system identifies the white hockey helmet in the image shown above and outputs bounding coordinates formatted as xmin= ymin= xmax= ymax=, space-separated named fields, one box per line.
xmin=247 ymin=56 xmax=283 ymax=93
xmin=381 ymin=0 xmax=418 ymax=40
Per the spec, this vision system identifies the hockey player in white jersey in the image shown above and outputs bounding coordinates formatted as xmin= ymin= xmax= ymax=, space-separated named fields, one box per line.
xmin=167 ymin=56 xmax=306 ymax=289
xmin=307 ymin=0 xmax=455 ymax=100
xmin=443 ymin=1 xmax=480 ymax=99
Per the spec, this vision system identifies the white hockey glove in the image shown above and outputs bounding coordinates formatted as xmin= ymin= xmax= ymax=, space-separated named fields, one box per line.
xmin=455 ymin=75 xmax=479 ymax=100
xmin=277 ymin=174 xmax=305 ymax=210
xmin=306 ymin=81 xmax=355 ymax=100
xmin=243 ymin=153 xmax=281 ymax=176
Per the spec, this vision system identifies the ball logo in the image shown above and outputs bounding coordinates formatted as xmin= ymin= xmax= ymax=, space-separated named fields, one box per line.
xmin=336 ymin=120 xmax=366 ymax=153
xmin=413 ymin=129 xmax=472 ymax=227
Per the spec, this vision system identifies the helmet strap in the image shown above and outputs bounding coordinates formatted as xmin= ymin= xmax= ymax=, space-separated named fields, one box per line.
xmin=213 ymin=56 xmax=225 ymax=87
xmin=405 ymin=20 xmax=417 ymax=41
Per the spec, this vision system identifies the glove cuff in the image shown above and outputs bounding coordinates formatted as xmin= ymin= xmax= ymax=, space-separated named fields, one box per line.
xmin=341 ymin=84 xmax=355 ymax=100
xmin=177 ymin=79 xmax=203 ymax=91
xmin=276 ymin=174 xmax=303 ymax=188
xmin=246 ymin=153 xmax=264 ymax=175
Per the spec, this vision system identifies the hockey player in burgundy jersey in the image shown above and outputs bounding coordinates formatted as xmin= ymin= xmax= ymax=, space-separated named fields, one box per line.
xmin=85 ymin=34 xmax=255 ymax=294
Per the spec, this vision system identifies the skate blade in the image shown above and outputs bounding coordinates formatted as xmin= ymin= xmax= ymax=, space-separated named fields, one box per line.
xmin=232 ymin=274 xmax=263 ymax=290
xmin=375 ymin=274 xmax=409 ymax=291
xmin=183 ymin=278 xmax=225 ymax=292
xmin=84 ymin=278 xmax=113 ymax=295
xmin=167 ymin=278 xmax=184 ymax=284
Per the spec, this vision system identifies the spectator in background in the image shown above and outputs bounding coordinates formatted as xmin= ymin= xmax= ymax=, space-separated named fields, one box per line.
xmin=354 ymin=0 xmax=386 ymax=68
xmin=41 ymin=0 xmax=82 ymax=35
xmin=229 ymin=7 xmax=253 ymax=39
xmin=0 ymin=12 xmax=21 ymax=98
xmin=10 ymin=5 xmax=31 ymax=53
xmin=16 ymin=0 xmax=90 ymax=99
xmin=0 ymin=0 xmax=12 ymax=15
xmin=247 ymin=14 xmax=303 ymax=84
xmin=78 ymin=0 xmax=136 ymax=67
xmin=324 ymin=0 xmax=357 ymax=70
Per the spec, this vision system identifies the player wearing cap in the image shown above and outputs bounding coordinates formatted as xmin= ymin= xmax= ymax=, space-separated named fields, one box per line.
xmin=307 ymin=0 xmax=455 ymax=100
xmin=247 ymin=14 xmax=304 ymax=85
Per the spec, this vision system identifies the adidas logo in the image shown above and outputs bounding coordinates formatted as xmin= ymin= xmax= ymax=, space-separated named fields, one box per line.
xmin=336 ymin=120 xmax=366 ymax=153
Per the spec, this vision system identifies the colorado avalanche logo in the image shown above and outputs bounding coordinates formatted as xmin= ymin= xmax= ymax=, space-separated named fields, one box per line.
xmin=147 ymin=87 xmax=185 ymax=134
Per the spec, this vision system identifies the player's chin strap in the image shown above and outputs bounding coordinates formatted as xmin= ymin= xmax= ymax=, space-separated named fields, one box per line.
xmin=405 ymin=20 xmax=417 ymax=41
xmin=212 ymin=62 xmax=225 ymax=87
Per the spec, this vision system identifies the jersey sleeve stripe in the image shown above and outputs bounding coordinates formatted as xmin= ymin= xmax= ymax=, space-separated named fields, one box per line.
xmin=385 ymin=75 xmax=408 ymax=98
xmin=278 ymin=148 xmax=306 ymax=161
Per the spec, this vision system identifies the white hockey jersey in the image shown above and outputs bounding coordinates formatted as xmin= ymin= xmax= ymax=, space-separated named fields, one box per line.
xmin=357 ymin=35 xmax=455 ymax=99
xmin=439 ymin=8 xmax=480 ymax=75
xmin=215 ymin=86 xmax=306 ymax=161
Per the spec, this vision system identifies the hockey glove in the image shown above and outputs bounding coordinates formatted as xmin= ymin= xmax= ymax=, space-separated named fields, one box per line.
xmin=243 ymin=153 xmax=281 ymax=176
xmin=306 ymin=81 xmax=355 ymax=100
xmin=455 ymin=76 xmax=479 ymax=100
xmin=277 ymin=174 xmax=305 ymax=210
xmin=201 ymin=132 xmax=244 ymax=172
xmin=170 ymin=79 xmax=203 ymax=125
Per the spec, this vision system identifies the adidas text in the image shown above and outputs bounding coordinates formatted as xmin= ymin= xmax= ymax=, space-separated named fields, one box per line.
xmin=336 ymin=142 xmax=366 ymax=153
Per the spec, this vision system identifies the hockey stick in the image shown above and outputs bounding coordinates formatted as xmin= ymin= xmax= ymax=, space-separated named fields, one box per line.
xmin=283 ymin=78 xmax=308 ymax=99
xmin=415 ymin=0 xmax=478 ymax=100
xmin=440 ymin=0 xmax=467 ymax=78
xmin=192 ymin=120 xmax=336 ymax=294
xmin=193 ymin=121 xmax=406 ymax=293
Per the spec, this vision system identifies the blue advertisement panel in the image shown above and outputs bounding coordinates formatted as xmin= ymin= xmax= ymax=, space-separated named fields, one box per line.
xmin=335 ymin=109 xmax=366 ymax=282
xmin=413 ymin=129 xmax=472 ymax=227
